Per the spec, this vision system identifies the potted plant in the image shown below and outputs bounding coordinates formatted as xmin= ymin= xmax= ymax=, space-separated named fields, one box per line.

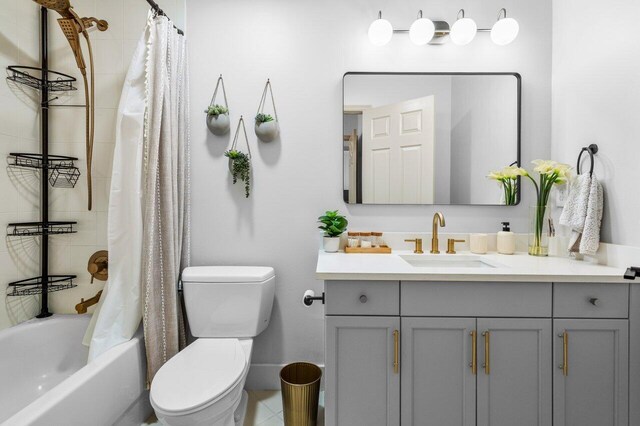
xmin=205 ymin=104 xmax=230 ymax=135
xmin=224 ymin=149 xmax=251 ymax=198
xmin=317 ymin=210 xmax=348 ymax=253
xmin=255 ymin=113 xmax=279 ymax=143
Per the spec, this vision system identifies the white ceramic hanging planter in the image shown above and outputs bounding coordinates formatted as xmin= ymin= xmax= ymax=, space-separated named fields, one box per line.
xmin=254 ymin=79 xmax=280 ymax=143
xmin=205 ymin=74 xmax=231 ymax=136
xmin=255 ymin=118 xmax=279 ymax=143
xmin=224 ymin=116 xmax=252 ymax=198
xmin=207 ymin=112 xmax=230 ymax=135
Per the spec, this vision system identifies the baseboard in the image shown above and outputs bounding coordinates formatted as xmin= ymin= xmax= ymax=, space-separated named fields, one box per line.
xmin=245 ymin=363 xmax=325 ymax=391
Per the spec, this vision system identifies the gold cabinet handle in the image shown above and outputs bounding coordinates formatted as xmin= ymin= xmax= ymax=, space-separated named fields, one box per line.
xmin=482 ymin=331 xmax=490 ymax=375
xmin=470 ymin=331 xmax=477 ymax=375
xmin=393 ymin=330 xmax=400 ymax=374
xmin=559 ymin=331 xmax=568 ymax=376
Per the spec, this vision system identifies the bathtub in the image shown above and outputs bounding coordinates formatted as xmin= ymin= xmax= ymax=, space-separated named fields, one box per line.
xmin=0 ymin=315 xmax=151 ymax=426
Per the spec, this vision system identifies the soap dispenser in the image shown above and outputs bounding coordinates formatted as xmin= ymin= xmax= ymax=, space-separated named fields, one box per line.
xmin=497 ymin=222 xmax=516 ymax=255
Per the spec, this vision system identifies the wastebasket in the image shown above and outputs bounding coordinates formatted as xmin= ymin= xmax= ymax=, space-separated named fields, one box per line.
xmin=280 ymin=362 xmax=322 ymax=426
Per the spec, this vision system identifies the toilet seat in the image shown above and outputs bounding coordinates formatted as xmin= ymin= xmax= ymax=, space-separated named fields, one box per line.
xmin=150 ymin=338 xmax=248 ymax=416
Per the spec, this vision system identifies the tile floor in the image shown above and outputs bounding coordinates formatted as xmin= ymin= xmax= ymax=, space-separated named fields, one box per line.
xmin=142 ymin=390 xmax=325 ymax=426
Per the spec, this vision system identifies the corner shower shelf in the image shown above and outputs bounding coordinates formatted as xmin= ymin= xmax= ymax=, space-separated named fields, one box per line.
xmin=8 ymin=153 xmax=81 ymax=188
xmin=7 ymin=221 xmax=77 ymax=237
xmin=6 ymin=66 xmax=77 ymax=92
xmin=7 ymin=275 xmax=77 ymax=297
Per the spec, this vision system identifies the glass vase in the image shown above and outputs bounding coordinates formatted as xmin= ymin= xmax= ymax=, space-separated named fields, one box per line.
xmin=528 ymin=205 xmax=550 ymax=256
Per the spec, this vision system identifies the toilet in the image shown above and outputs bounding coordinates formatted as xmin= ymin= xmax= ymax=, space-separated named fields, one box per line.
xmin=150 ymin=266 xmax=276 ymax=426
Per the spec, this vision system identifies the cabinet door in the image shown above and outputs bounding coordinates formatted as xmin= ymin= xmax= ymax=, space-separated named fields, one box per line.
xmin=325 ymin=316 xmax=400 ymax=426
xmin=476 ymin=319 xmax=552 ymax=426
xmin=401 ymin=317 xmax=476 ymax=426
xmin=553 ymin=319 xmax=629 ymax=426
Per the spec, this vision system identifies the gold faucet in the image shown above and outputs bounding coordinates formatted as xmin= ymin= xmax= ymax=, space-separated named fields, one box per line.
xmin=431 ymin=212 xmax=446 ymax=254
xmin=75 ymin=290 xmax=103 ymax=314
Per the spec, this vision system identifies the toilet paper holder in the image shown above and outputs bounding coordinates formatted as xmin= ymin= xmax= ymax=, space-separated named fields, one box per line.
xmin=303 ymin=290 xmax=325 ymax=306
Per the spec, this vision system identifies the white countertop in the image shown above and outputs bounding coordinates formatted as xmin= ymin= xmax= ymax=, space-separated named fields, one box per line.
xmin=316 ymin=250 xmax=628 ymax=283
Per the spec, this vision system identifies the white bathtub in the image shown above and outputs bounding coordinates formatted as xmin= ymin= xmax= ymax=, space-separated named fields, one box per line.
xmin=0 ymin=315 xmax=151 ymax=426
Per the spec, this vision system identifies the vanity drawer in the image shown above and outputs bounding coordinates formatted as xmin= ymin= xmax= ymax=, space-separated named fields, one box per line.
xmin=554 ymin=283 xmax=629 ymax=318
xmin=325 ymin=281 xmax=399 ymax=316
xmin=401 ymin=282 xmax=552 ymax=317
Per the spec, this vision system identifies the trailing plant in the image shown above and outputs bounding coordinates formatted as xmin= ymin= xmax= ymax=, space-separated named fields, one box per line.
xmin=255 ymin=113 xmax=274 ymax=123
xmin=317 ymin=210 xmax=348 ymax=238
xmin=224 ymin=150 xmax=251 ymax=198
xmin=205 ymin=104 xmax=229 ymax=116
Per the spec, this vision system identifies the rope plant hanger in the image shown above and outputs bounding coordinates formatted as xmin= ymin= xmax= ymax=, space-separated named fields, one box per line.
xmin=225 ymin=116 xmax=252 ymax=198
xmin=205 ymin=74 xmax=230 ymax=136
xmin=254 ymin=78 xmax=280 ymax=142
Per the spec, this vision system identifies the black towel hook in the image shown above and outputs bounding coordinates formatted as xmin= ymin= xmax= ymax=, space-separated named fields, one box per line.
xmin=576 ymin=144 xmax=598 ymax=176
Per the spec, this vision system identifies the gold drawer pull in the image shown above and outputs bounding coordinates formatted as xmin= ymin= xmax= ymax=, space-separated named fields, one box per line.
xmin=470 ymin=331 xmax=477 ymax=375
xmin=393 ymin=330 xmax=400 ymax=374
xmin=559 ymin=331 xmax=568 ymax=376
xmin=482 ymin=331 xmax=490 ymax=375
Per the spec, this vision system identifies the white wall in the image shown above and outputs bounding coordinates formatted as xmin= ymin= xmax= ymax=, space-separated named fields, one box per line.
xmin=552 ymin=0 xmax=640 ymax=247
xmin=0 ymin=0 xmax=185 ymax=331
xmin=188 ymin=0 xmax=552 ymax=368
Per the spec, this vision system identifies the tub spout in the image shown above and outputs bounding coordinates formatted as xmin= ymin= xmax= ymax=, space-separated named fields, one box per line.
xmin=75 ymin=290 xmax=102 ymax=314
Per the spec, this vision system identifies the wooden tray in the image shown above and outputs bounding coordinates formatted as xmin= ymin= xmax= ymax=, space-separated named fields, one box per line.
xmin=344 ymin=245 xmax=392 ymax=254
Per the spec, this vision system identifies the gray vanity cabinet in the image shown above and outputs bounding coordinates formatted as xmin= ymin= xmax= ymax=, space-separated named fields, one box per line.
xmin=325 ymin=316 xmax=400 ymax=426
xmin=476 ymin=319 xmax=552 ymax=426
xmin=401 ymin=317 xmax=476 ymax=426
xmin=324 ymin=280 xmax=630 ymax=426
xmin=553 ymin=319 xmax=629 ymax=426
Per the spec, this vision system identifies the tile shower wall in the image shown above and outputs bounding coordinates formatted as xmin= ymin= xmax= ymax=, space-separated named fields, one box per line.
xmin=188 ymin=0 xmax=552 ymax=381
xmin=0 ymin=0 xmax=185 ymax=330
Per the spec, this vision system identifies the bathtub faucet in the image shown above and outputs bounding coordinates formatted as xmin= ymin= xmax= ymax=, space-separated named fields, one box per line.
xmin=75 ymin=290 xmax=103 ymax=314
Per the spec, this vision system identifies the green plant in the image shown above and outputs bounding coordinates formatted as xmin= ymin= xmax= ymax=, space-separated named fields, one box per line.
xmin=255 ymin=113 xmax=274 ymax=123
xmin=224 ymin=150 xmax=251 ymax=197
xmin=205 ymin=104 xmax=229 ymax=116
xmin=487 ymin=165 xmax=526 ymax=206
xmin=317 ymin=210 xmax=348 ymax=238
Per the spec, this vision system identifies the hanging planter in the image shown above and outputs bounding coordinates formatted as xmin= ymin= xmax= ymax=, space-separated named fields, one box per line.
xmin=225 ymin=116 xmax=252 ymax=198
xmin=205 ymin=74 xmax=230 ymax=136
xmin=255 ymin=79 xmax=280 ymax=143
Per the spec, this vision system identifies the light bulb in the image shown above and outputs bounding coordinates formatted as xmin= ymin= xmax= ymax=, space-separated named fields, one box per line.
xmin=409 ymin=18 xmax=435 ymax=46
xmin=450 ymin=17 xmax=477 ymax=46
xmin=368 ymin=12 xmax=393 ymax=46
xmin=491 ymin=16 xmax=519 ymax=46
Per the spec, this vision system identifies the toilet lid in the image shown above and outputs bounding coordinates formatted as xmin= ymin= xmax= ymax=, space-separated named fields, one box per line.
xmin=150 ymin=339 xmax=247 ymax=414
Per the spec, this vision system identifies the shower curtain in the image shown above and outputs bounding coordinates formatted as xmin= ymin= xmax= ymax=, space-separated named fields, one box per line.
xmin=88 ymin=13 xmax=191 ymax=382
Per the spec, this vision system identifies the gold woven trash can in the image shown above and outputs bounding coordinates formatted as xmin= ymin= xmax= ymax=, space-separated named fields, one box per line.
xmin=280 ymin=362 xmax=322 ymax=426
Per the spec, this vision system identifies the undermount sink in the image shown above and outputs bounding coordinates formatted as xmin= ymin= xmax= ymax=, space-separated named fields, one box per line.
xmin=399 ymin=254 xmax=499 ymax=269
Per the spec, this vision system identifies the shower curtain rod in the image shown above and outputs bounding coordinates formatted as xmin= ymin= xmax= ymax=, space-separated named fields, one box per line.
xmin=145 ymin=0 xmax=184 ymax=35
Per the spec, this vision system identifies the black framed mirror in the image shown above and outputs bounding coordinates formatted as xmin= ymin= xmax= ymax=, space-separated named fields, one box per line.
xmin=343 ymin=72 xmax=521 ymax=205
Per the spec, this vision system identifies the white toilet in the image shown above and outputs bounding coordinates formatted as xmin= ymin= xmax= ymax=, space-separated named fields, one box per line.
xmin=150 ymin=266 xmax=276 ymax=426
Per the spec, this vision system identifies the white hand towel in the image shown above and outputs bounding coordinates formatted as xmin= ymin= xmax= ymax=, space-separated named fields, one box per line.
xmin=559 ymin=173 xmax=603 ymax=255
xmin=559 ymin=173 xmax=591 ymax=230
xmin=578 ymin=174 xmax=604 ymax=256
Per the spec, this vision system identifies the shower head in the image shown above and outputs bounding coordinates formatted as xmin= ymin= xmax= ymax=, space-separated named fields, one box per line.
xmin=32 ymin=0 xmax=74 ymax=18
xmin=57 ymin=18 xmax=86 ymax=71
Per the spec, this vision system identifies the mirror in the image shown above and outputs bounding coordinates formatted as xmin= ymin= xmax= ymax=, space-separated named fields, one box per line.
xmin=343 ymin=72 xmax=521 ymax=205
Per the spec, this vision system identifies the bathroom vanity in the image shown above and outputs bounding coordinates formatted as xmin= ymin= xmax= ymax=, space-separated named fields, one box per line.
xmin=317 ymin=251 xmax=635 ymax=426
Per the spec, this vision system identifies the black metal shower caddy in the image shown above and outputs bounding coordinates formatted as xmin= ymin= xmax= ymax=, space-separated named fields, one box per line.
xmin=5 ymin=7 xmax=80 ymax=316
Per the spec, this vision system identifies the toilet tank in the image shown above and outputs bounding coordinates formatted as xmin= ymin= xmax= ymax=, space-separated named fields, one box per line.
xmin=182 ymin=266 xmax=275 ymax=338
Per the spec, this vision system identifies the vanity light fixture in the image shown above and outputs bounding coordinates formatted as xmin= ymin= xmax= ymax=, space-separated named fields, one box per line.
xmin=450 ymin=9 xmax=477 ymax=46
xmin=367 ymin=8 xmax=519 ymax=47
xmin=491 ymin=8 xmax=520 ymax=46
xmin=368 ymin=11 xmax=393 ymax=46
xmin=409 ymin=10 xmax=435 ymax=46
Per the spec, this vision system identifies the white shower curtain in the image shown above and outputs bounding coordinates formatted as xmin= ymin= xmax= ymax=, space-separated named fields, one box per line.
xmin=88 ymin=13 xmax=190 ymax=375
